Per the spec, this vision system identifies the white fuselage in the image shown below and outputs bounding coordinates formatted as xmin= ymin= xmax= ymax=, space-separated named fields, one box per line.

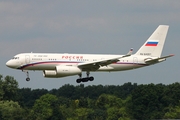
xmin=6 ymin=53 xmax=151 ymax=72
xmin=5 ymin=25 xmax=172 ymax=82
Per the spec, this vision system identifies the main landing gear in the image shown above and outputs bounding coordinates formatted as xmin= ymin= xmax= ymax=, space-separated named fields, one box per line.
xmin=76 ymin=77 xmax=94 ymax=83
xmin=76 ymin=71 xmax=94 ymax=83
xmin=23 ymin=70 xmax=30 ymax=81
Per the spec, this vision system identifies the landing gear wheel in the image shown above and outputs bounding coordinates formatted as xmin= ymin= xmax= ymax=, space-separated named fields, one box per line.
xmin=89 ymin=77 xmax=94 ymax=81
xmin=82 ymin=78 xmax=89 ymax=82
xmin=76 ymin=72 xmax=94 ymax=83
xmin=26 ymin=77 xmax=30 ymax=81
xmin=76 ymin=79 xmax=81 ymax=83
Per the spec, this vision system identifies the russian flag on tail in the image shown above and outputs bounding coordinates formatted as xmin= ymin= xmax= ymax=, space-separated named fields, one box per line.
xmin=145 ymin=41 xmax=159 ymax=46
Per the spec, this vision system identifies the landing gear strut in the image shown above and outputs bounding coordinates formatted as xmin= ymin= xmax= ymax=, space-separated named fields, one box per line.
xmin=76 ymin=74 xmax=82 ymax=83
xmin=23 ymin=70 xmax=30 ymax=81
xmin=76 ymin=71 xmax=94 ymax=83
xmin=26 ymin=71 xmax=30 ymax=81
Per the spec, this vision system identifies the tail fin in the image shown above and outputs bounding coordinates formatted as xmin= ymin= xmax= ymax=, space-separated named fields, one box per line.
xmin=135 ymin=25 xmax=169 ymax=57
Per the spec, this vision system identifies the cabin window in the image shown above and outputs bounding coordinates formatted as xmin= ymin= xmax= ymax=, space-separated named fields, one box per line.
xmin=32 ymin=58 xmax=42 ymax=60
xmin=49 ymin=59 xmax=57 ymax=60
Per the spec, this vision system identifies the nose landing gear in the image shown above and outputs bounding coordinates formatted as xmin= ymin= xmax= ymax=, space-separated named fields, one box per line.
xmin=26 ymin=77 xmax=30 ymax=81
xmin=23 ymin=70 xmax=30 ymax=81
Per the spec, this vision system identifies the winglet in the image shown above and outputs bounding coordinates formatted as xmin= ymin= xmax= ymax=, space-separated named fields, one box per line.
xmin=122 ymin=48 xmax=133 ymax=58
xmin=169 ymin=54 xmax=175 ymax=57
xmin=127 ymin=48 xmax=133 ymax=55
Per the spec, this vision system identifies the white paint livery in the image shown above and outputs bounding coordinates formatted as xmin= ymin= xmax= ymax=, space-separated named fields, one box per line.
xmin=6 ymin=25 xmax=174 ymax=83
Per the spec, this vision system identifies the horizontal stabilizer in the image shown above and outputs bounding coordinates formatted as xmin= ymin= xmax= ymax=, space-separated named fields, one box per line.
xmin=145 ymin=54 xmax=174 ymax=64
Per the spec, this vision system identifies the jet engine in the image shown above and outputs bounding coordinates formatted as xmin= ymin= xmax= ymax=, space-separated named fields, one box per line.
xmin=43 ymin=66 xmax=82 ymax=78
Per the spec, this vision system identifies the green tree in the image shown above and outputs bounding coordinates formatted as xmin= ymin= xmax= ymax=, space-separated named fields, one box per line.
xmin=163 ymin=82 xmax=180 ymax=107
xmin=59 ymin=104 xmax=75 ymax=119
xmin=89 ymin=109 xmax=107 ymax=120
xmin=96 ymin=94 xmax=131 ymax=119
xmin=29 ymin=94 xmax=59 ymax=120
xmin=75 ymin=108 xmax=94 ymax=120
xmin=78 ymin=97 xmax=88 ymax=108
xmin=96 ymin=94 xmax=123 ymax=109
xmin=164 ymin=101 xmax=180 ymax=119
xmin=0 ymin=75 xmax=4 ymax=100
xmin=130 ymin=83 xmax=166 ymax=119
xmin=17 ymin=88 xmax=48 ymax=108
xmin=0 ymin=100 xmax=24 ymax=120
xmin=107 ymin=107 xmax=119 ymax=120
xmin=0 ymin=75 xmax=18 ymax=101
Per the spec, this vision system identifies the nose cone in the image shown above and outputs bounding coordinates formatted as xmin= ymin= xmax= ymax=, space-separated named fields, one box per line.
xmin=6 ymin=60 xmax=17 ymax=69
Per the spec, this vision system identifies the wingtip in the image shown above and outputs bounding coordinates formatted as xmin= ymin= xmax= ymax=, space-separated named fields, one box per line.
xmin=170 ymin=54 xmax=175 ymax=57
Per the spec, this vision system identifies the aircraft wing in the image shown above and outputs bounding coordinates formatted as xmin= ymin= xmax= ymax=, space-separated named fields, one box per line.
xmin=78 ymin=54 xmax=131 ymax=71
xmin=145 ymin=54 xmax=174 ymax=64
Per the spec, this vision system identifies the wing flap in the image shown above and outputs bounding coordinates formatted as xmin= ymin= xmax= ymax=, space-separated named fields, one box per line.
xmin=78 ymin=48 xmax=133 ymax=71
xmin=78 ymin=54 xmax=131 ymax=71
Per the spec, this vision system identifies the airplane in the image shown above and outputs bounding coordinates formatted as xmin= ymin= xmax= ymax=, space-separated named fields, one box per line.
xmin=6 ymin=25 xmax=174 ymax=83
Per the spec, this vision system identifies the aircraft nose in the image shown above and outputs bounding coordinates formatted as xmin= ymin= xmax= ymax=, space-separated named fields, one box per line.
xmin=6 ymin=60 xmax=17 ymax=69
xmin=6 ymin=60 xmax=12 ymax=67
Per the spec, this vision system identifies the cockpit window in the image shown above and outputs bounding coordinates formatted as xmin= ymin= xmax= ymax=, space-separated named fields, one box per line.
xmin=12 ymin=57 xmax=19 ymax=59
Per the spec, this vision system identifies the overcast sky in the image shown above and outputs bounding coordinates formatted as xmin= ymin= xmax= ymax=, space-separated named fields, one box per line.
xmin=0 ymin=1 xmax=179 ymax=90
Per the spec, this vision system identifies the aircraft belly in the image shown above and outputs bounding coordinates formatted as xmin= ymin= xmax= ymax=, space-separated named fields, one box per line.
xmin=110 ymin=64 xmax=134 ymax=71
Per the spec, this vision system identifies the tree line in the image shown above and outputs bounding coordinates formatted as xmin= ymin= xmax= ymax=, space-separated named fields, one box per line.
xmin=0 ymin=74 xmax=180 ymax=120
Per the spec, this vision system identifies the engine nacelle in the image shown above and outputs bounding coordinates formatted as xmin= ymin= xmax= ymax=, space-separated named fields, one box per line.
xmin=43 ymin=70 xmax=57 ymax=78
xmin=43 ymin=66 xmax=82 ymax=78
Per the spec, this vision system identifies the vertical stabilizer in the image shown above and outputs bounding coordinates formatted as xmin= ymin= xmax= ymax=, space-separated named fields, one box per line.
xmin=135 ymin=25 xmax=169 ymax=57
